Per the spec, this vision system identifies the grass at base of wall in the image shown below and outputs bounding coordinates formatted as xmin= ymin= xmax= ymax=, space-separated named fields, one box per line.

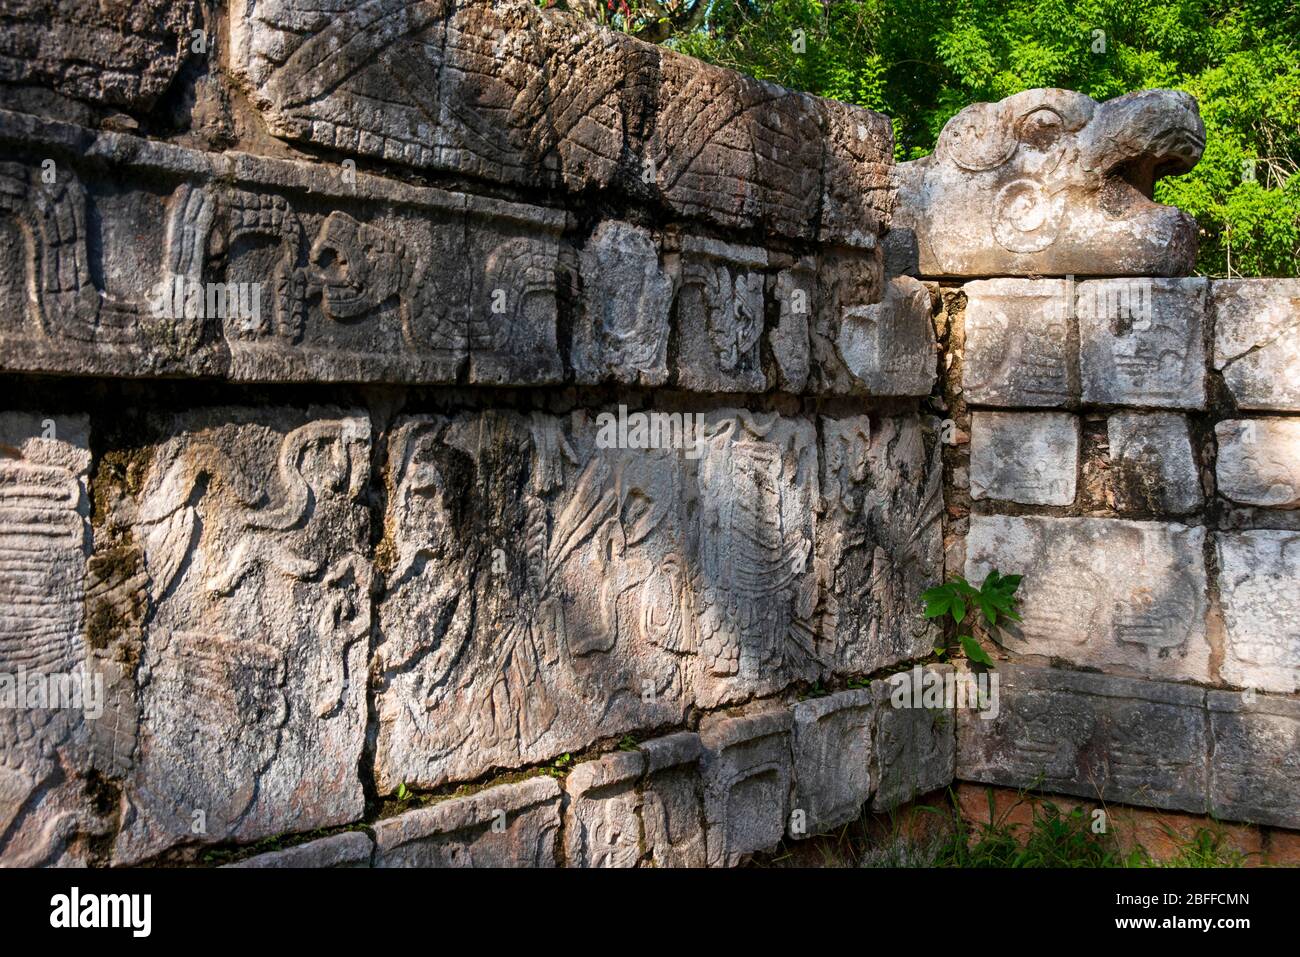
xmin=756 ymin=788 xmax=1254 ymax=868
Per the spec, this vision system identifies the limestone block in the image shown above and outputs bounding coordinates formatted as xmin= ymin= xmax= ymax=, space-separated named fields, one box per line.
xmin=893 ymin=89 xmax=1204 ymax=277
xmin=1215 ymin=419 xmax=1300 ymax=508
xmin=639 ymin=732 xmax=706 ymax=868
xmin=574 ymin=221 xmax=672 ymax=387
xmin=871 ymin=665 xmax=956 ymax=811
xmin=110 ymin=409 xmax=372 ymax=864
xmin=1212 ymin=279 xmax=1300 ymax=411
xmin=373 ymin=777 xmax=562 ymax=868
xmin=563 ymin=750 xmax=645 ymax=868
xmin=375 ymin=408 xmax=821 ymax=789
xmin=675 ymin=236 xmax=768 ymax=393
xmin=0 ymin=412 xmax=104 ymax=867
xmin=693 ymin=410 xmax=821 ymax=705
xmin=1215 ymin=530 xmax=1300 ymax=695
xmin=771 ymin=260 xmax=814 ymax=394
xmin=654 ymin=51 xmax=823 ymax=240
xmin=791 ymin=689 xmax=874 ymax=835
xmin=227 ymin=0 xmax=893 ymax=244
xmin=966 ymin=516 xmax=1211 ymax=682
xmin=962 ymin=279 xmax=1073 ymax=407
xmin=820 ymin=99 xmax=894 ymax=248
xmin=1106 ymin=412 xmax=1201 ymax=514
xmin=375 ymin=411 xmax=691 ymax=790
xmin=226 ymin=831 xmax=373 ymax=868
xmin=969 ymin=411 xmax=1079 ymax=505
xmin=0 ymin=0 xmax=199 ymax=111
xmin=834 ymin=275 xmax=937 ymax=396
xmin=1078 ymin=278 xmax=1206 ymax=408
xmin=0 ymin=157 xmax=229 ymax=379
xmin=957 ymin=664 xmax=1209 ymax=813
xmin=465 ymin=199 xmax=564 ymax=385
xmin=699 ymin=708 xmax=794 ymax=867
xmin=810 ymin=245 xmax=886 ymax=394
xmin=817 ymin=414 xmax=943 ymax=675
xmin=1208 ymin=691 xmax=1300 ymax=829
xmin=231 ymin=0 xmax=606 ymax=190
xmin=228 ymin=188 xmax=473 ymax=384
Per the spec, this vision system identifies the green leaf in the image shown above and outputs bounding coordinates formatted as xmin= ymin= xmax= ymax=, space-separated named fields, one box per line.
xmin=951 ymin=577 xmax=979 ymax=597
xmin=959 ymin=634 xmax=995 ymax=667
xmin=950 ymin=596 xmax=966 ymax=624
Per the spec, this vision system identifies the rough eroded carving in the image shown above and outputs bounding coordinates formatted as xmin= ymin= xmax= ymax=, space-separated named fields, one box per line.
xmin=109 ymin=409 xmax=372 ymax=863
xmin=967 ymin=516 xmax=1211 ymax=682
xmin=0 ymin=412 xmax=103 ymax=866
xmin=895 ymin=89 xmax=1204 ymax=276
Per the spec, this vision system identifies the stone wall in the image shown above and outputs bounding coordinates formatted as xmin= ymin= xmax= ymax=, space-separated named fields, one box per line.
xmin=939 ymin=277 xmax=1300 ymax=830
xmin=913 ymin=93 xmax=1300 ymax=835
xmin=0 ymin=0 xmax=951 ymax=867
xmin=1 ymin=3 xmax=1295 ymax=868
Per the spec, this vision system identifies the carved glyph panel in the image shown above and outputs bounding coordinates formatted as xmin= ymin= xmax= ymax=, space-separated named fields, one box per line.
xmin=376 ymin=408 xmax=825 ymax=788
xmin=107 ymin=409 xmax=372 ymax=864
xmin=966 ymin=516 xmax=1211 ymax=682
xmin=0 ymin=412 xmax=102 ymax=866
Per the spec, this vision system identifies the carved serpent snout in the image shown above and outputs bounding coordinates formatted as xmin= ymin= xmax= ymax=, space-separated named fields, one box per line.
xmin=892 ymin=88 xmax=1206 ymax=277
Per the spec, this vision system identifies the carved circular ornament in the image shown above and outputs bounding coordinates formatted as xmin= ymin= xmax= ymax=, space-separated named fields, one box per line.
xmin=937 ymin=102 xmax=1016 ymax=171
xmin=992 ymin=178 xmax=1062 ymax=253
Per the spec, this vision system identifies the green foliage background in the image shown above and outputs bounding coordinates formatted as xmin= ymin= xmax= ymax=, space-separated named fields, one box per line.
xmin=656 ymin=0 xmax=1299 ymax=277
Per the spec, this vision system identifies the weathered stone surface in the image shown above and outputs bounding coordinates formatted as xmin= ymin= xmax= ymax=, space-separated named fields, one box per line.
xmin=465 ymin=202 xmax=565 ymax=385
xmin=1107 ymin=412 xmax=1201 ymax=514
xmin=1212 ymin=279 xmax=1300 ymax=411
xmin=970 ymin=411 xmax=1078 ymax=505
xmin=693 ymin=411 xmax=821 ymax=704
xmin=227 ymin=0 xmax=891 ymax=244
xmin=957 ymin=664 xmax=1209 ymax=812
xmin=821 ymin=99 xmax=894 ymax=248
xmin=372 ymin=777 xmax=562 ymax=868
xmin=375 ymin=410 xmax=689 ymax=790
xmin=0 ymin=153 xmax=229 ymax=378
xmin=1208 ymin=691 xmax=1300 ymax=829
xmin=1215 ymin=419 xmax=1300 ymax=508
xmin=771 ymin=259 xmax=814 ymax=393
xmin=894 ymin=89 xmax=1204 ymax=277
xmin=0 ymin=0 xmax=198 ymax=112
xmin=376 ymin=408 xmax=821 ymax=789
xmin=563 ymin=750 xmax=645 ymax=868
xmin=699 ymin=707 xmax=793 ymax=867
xmin=0 ymin=412 xmax=105 ymax=866
xmin=871 ymin=665 xmax=956 ymax=810
xmin=574 ymin=221 xmax=672 ymax=387
xmin=962 ymin=279 xmax=1073 ymax=407
xmin=792 ymin=688 xmax=873 ymax=835
xmin=654 ymin=51 xmax=822 ymax=240
xmin=675 ymin=236 xmax=767 ymax=393
xmin=0 ymin=117 xmax=577 ymax=385
xmin=1215 ymin=530 xmax=1300 ymax=695
xmin=966 ymin=516 xmax=1211 ymax=682
xmin=810 ymin=245 xmax=887 ymax=394
xmin=817 ymin=414 xmax=943 ymax=674
xmin=1079 ymin=278 xmax=1206 ymax=408
xmin=109 ymin=409 xmax=372 ymax=864
xmin=833 ymin=275 xmax=937 ymax=396
xmin=226 ymin=830 xmax=373 ymax=869
xmin=639 ymin=732 xmax=706 ymax=868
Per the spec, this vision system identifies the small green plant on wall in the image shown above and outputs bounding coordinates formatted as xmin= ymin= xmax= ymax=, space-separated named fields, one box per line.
xmin=922 ymin=569 xmax=1022 ymax=667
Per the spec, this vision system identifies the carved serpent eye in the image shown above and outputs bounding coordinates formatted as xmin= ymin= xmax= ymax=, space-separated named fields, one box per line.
xmin=937 ymin=101 xmax=1016 ymax=171
xmin=1017 ymin=106 xmax=1066 ymax=151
